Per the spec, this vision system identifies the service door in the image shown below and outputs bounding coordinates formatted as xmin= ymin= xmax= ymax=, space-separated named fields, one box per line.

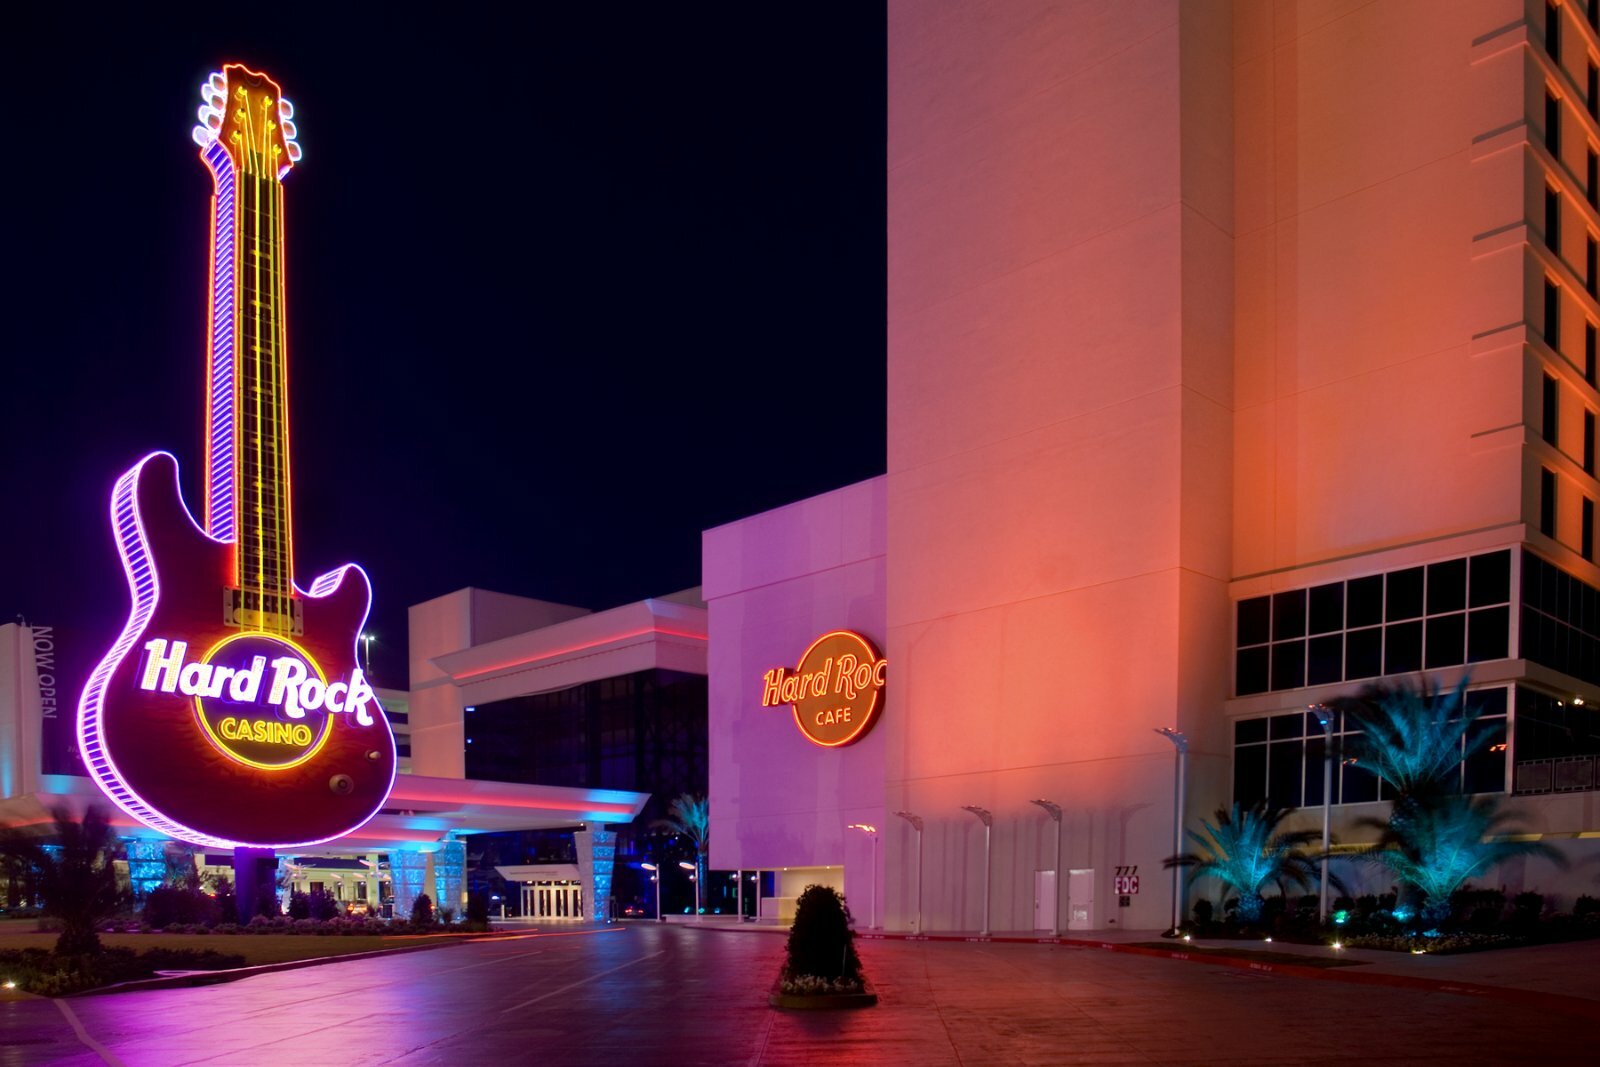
xmin=1067 ymin=868 xmax=1095 ymax=930
xmin=1033 ymin=869 xmax=1057 ymax=931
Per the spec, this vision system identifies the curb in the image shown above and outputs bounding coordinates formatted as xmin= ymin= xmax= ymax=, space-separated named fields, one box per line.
xmin=73 ymin=925 xmax=627 ymax=997
xmin=848 ymin=931 xmax=1600 ymax=1022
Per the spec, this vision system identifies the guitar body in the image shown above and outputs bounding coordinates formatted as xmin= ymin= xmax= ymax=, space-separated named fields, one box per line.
xmin=79 ymin=452 xmax=396 ymax=847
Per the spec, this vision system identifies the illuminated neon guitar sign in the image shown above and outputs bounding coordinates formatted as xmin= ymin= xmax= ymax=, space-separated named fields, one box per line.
xmin=760 ymin=630 xmax=886 ymax=747
xmin=76 ymin=65 xmax=396 ymax=848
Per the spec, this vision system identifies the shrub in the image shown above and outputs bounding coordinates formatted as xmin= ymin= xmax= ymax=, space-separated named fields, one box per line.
xmin=0 ymin=946 xmax=245 ymax=996
xmin=307 ymin=889 xmax=342 ymax=922
xmin=1450 ymin=887 xmax=1506 ymax=931
xmin=466 ymin=891 xmax=490 ymax=925
xmin=287 ymin=891 xmax=311 ymax=921
xmin=439 ymin=907 xmax=455 ymax=925
xmin=781 ymin=885 xmax=863 ymax=992
xmin=1574 ymin=895 xmax=1600 ymax=918
xmin=1510 ymin=891 xmax=1545 ymax=930
xmin=411 ymin=893 xmax=434 ymax=926
xmin=1191 ymin=899 xmax=1214 ymax=925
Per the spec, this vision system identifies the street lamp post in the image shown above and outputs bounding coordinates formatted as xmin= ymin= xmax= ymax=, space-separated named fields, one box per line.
xmin=1155 ymin=727 xmax=1189 ymax=934
xmin=641 ymin=863 xmax=661 ymax=921
xmin=733 ymin=870 xmax=742 ymax=922
xmin=679 ymin=861 xmax=699 ymax=919
xmin=893 ymin=811 xmax=924 ymax=934
xmin=1311 ymin=704 xmax=1334 ymax=924
xmin=845 ymin=823 xmax=879 ymax=929
xmin=960 ymin=806 xmax=993 ymax=937
xmin=1029 ymin=799 xmax=1063 ymax=937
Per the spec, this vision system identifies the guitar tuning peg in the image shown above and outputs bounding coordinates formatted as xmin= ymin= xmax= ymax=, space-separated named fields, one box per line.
xmin=198 ymin=104 xmax=223 ymax=130
xmin=278 ymin=97 xmax=294 ymax=121
xmin=285 ymin=141 xmax=302 ymax=162
xmin=191 ymin=125 xmax=214 ymax=147
xmin=209 ymin=70 xmax=227 ymax=94
xmin=200 ymin=82 xmax=224 ymax=108
xmin=281 ymin=120 xmax=297 ymax=140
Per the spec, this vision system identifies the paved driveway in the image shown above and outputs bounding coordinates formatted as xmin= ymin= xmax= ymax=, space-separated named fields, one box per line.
xmin=1 ymin=924 xmax=1589 ymax=1065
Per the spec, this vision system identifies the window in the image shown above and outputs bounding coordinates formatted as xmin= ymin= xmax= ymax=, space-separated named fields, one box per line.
xmin=1592 ymin=0 xmax=1599 ymax=31
xmin=1589 ymin=235 xmax=1597 ymax=297
xmin=1586 ymin=410 xmax=1596 ymax=472
xmin=1548 ymin=186 xmax=1562 ymax=255
xmin=1550 ymin=1 xmax=1563 ymax=62
xmin=1232 ymin=689 xmax=1510 ymax=807
xmin=1542 ymin=467 xmax=1558 ymax=537
xmin=1549 ymin=91 xmax=1563 ymax=159
xmin=1521 ymin=550 xmax=1600 ymax=684
xmin=1547 ymin=279 xmax=1562 ymax=350
xmin=1585 ymin=497 xmax=1595 ymax=561
xmin=1232 ymin=550 xmax=1513 ymax=696
xmin=1590 ymin=149 xmax=1598 ymax=208
xmin=1545 ymin=373 xmax=1561 ymax=444
xmin=1588 ymin=321 xmax=1597 ymax=384
xmin=1592 ymin=62 xmax=1600 ymax=119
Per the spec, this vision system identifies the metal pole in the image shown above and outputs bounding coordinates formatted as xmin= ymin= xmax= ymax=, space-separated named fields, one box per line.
xmin=737 ymin=869 xmax=743 ymax=922
xmin=1054 ymin=814 xmax=1063 ymax=937
xmin=870 ymin=835 xmax=878 ymax=930
xmin=1155 ymin=728 xmax=1189 ymax=934
xmin=1313 ymin=706 xmax=1333 ymax=923
xmin=895 ymin=811 xmax=924 ymax=934
xmin=961 ymin=806 xmax=993 ymax=937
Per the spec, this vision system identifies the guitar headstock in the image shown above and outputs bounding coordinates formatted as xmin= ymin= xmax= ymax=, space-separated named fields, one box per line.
xmin=192 ymin=64 xmax=301 ymax=177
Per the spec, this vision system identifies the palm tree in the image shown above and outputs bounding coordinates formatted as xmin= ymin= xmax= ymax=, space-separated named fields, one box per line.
xmin=1336 ymin=676 xmax=1562 ymax=924
xmin=0 ymin=805 xmax=125 ymax=955
xmin=1357 ymin=793 xmax=1558 ymax=926
xmin=1164 ymin=802 xmax=1322 ymax=924
xmin=652 ymin=793 xmax=709 ymax=915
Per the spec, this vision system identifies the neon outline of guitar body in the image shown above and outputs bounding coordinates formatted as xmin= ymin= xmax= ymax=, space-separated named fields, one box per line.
xmin=77 ymin=451 xmax=396 ymax=848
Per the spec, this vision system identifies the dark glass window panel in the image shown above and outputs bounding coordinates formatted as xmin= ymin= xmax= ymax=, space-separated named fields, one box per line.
xmin=1271 ymin=640 xmax=1306 ymax=691
xmin=1470 ymin=550 xmax=1511 ymax=607
xmin=1341 ymin=758 xmax=1379 ymax=804
xmin=1546 ymin=277 xmax=1561 ymax=348
xmin=1347 ymin=575 xmax=1383 ymax=626
xmin=1585 ymin=411 xmax=1595 ymax=474
xmin=1543 ymin=375 xmax=1560 ymax=444
xmin=1521 ymin=606 xmax=1541 ymax=662
xmin=1237 ymin=597 xmax=1271 ymax=647
xmin=1466 ymin=606 xmax=1510 ymax=662
xmin=1590 ymin=62 xmax=1599 ymax=118
xmin=1426 ymin=559 xmax=1467 ymax=615
xmin=1548 ymin=92 xmax=1562 ymax=160
xmin=1272 ymin=590 xmax=1307 ymax=640
xmin=1463 ymin=718 xmax=1507 ymax=795
xmin=1304 ymin=735 xmax=1328 ymax=806
xmin=1268 ymin=742 xmax=1304 ymax=809
xmin=1386 ymin=567 xmax=1424 ymax=621
xmin=1345 ymin=626 xmax=1382 ymax=680
xmin=1583 ymin=498 xmax=1594 ymax=562
xmin=1541 ymin=467 xmax=1556 ymax=537
xmin=1385 ymin=620 xmax=1423 ymax=674
xmin=1233 ymin=744 xmax=1268 ymax=806
xmin=1546 ymin=187 xmax=1561 ymax=254
xmin=1269 ymin=713 xmax=1304 ymax=740
xmin=1466 ymin=687 xmax=1508 ymax=718
xmin=1424 ymin=613 xmax=1466 ymax=669
xmin=1590 ymin=320 xmax=1599 ymax=383
xmin=1522 ymin=551 xmax=1547 ymax=610
xmin=1234 ymin=718 xmax=1267 ymax=745
xmin=1307 ymin=634 xmax=1343 ymax=686
xmin=1548 ymin=0 xmax=1561 ymax=58
xmin=1235 ymin=646 xmax=1270 ymax=696
xmin=1308 ymin=583 xmax=1344 ymax=635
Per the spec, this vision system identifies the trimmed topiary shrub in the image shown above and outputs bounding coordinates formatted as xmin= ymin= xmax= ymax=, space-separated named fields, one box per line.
xmin=779 ymin=884 xmax=865 ymax=995
xmin=411 ymin=893 xmax=434 ymax=926
xmin=287 ymin=891 xmax=311 ymax=921
xmin=307 ymin=888 xmax=342 ymax=921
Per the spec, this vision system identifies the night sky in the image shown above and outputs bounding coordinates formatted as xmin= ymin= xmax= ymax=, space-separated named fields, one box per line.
xmin=1 ymin=6 xmax=886 ymax=683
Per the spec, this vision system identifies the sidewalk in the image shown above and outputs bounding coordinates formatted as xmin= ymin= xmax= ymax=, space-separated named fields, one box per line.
xmin=671 ymin=918 xmax=1600 ymax=1018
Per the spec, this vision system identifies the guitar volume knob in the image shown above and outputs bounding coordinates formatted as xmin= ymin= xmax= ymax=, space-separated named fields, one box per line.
xmin=328 ymin=773 xmax=354 ymax=795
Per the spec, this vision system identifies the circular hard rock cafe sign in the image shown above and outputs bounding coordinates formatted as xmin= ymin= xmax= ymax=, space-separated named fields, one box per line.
xmin=760 ymin=630 xmax=886 ymax=747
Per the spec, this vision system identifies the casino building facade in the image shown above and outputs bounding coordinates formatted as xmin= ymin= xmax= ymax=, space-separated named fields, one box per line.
xmin=706 ymin=0 xmax=1600 ymax=934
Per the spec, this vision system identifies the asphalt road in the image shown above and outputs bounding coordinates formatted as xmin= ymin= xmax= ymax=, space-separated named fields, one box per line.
xmin=1 ymin=924 xmax=1591 ymax=1065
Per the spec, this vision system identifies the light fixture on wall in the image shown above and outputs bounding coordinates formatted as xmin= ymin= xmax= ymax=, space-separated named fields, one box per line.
xmin=894 ymin=810 xmax=924 ymax=934
xmin=1029 ymin=799 xmax=1063 ymax=937
xmin=961 ymin=805 xmax=993 ymax=937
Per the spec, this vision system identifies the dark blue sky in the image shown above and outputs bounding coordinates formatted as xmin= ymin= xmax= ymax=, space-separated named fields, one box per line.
xmin=1 ymin=5 xmax=886 ymax=682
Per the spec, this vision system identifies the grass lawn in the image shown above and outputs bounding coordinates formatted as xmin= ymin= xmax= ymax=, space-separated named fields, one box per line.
xmin=0 ymin=930 xmax=480 ymax=966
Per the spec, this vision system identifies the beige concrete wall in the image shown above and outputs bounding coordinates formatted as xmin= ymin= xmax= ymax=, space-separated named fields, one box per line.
xmin=886 ymin=0 xmax=1234 ymax=933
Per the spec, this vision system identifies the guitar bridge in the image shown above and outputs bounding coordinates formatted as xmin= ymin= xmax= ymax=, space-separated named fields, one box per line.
xmin=224 ymin=588 xmax=303 ymax=634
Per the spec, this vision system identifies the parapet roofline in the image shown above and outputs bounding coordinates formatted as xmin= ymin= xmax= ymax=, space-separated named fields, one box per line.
xmin=428 ymin=597 xmax=707 ymax=687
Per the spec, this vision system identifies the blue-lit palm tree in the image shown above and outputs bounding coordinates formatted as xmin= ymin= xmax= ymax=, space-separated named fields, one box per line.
xmin=0 ymin=805 xmax=125 ymax=955
xmin=1336 ymin=677 xmax=1562 ymax=925
xmin=1164 ymin=802 xmax=1321 ymax=924
xmin=653 ymin=793 xmax=709 ymax=914
xmin=1358 ymin=793 xmax=1556 ymax=926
